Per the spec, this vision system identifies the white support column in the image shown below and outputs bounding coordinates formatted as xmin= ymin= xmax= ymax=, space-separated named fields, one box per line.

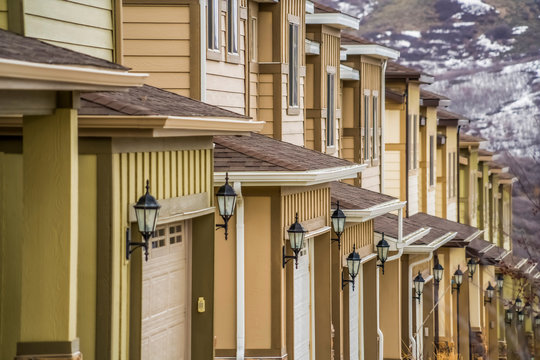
xmin=234 ymin=182 xmax=245 ymax=360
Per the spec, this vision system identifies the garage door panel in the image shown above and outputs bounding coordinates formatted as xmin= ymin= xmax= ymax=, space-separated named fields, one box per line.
xmin=294 ymin=247 xmax=311 ymax=360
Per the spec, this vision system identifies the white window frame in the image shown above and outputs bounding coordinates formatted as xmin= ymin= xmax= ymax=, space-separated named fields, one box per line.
xmin=429 ymin=135 xmax=435 ymax=186
xmin=363 ymin=90 xmax=370 ymax=161
xmin=372 ymin=92 xmax=378 ymax=159
xmin=208 ymin=0 xmax=220 ymax=51
xmin=288 ymin=21 xmax=299 ymax=108
xmin=227 ymin=0 xmax=238 ymax=54
xmin=326 ymin=72 xmax=335 ymax=147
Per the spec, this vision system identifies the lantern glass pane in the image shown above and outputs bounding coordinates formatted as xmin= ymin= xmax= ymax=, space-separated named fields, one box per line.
xmin=332 ymin=216 xmax=345 ymax=235
xmin=434 ymin=268 xmax=443 ymax=282
xmin=454 ymin=273 xmax=463 ymax=285
xmin=289 ymin=232 xmax=304 ymax=251
xmin=136 ymin=207 xmax=159 ymax=234
xmin=487 ymin=289 xmax=494 ymax=299
xmin=349 ymin=258 xmax=361 ymax=277
xmin=497 ymin=278 xmax=504 ymax=289
xmin=224 ymin=194 xmax=236 ymax=216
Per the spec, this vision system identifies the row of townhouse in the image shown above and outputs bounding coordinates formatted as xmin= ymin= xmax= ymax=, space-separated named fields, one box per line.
xmin=0 ymin=0 xmax=538 ymax=360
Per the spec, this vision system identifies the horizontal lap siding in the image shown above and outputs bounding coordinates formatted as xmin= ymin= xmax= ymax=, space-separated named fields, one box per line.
xmin=123 ymin=5 xmax=191 ymax=97
xmin=384 ymin=151 xmax=401 ymax=199
xmin=259 ymin=74 xmax=274 ymax=136
xmin=205 ymin=8 xmax=246 ymax=114
xmin=24 ymin=0 xmax=114 ymax=61
xmin=281 ymin=74 xmax=305 ymax=146
xmin=111 ymin=148 xmax=212 ymax=359
xmin=360 ymin=166 xmax=379 ymax=192
xmin=408 ymin=173 xmax=418 ymax=216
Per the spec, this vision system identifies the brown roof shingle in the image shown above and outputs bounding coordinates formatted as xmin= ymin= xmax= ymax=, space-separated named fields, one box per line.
xmin=313 ymin=1 xmax=340 ymax=13
xmin=437 ymin=108 xmax=468 ymax=121
xmin=214 ymin=133 xmax=355 ymax=172
xmin=330 ymin=181 xmax=397 ymax=210
xmin=80 ymin=85 xmax=248 ymax=119
xmin=341 ymin=33 xmax=377 ymax=45
xmin=408 ymin=213 xmax=481 ymax=247
xmin=420 ymin=89 xmax=449 ymax=101
xmin=374 ymin=214 xmax=421 ymax=239
xmin=466 ymin=239 xmax=505 ymax=265
xmin=0 ymin=28 xmax=127 ymax=70
xmin=460 ymin=133 xmax=486 ymax=143
xmin=386 ymin=61 xmax=429 ymax=79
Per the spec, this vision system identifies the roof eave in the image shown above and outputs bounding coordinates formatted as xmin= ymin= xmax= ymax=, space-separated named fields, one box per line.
xmin=305 ymin=0 xmax=315 ymax=13
xmin=404 ymin=231 xmax=458 ymax=253
xmin=214 ymin=164 xmax=367 ymax=186
xmin=340 ymin=64 xmax=359 ymax=81
xmin=306 ymin=13 xmax=360 ymax=30
xmin=0 ymin=58 xmax=147 ymax=91
xmin=419 ymin=74 xmax=434 ymax=84
xmin=342 ymin=44 xmax=400 ymax=60
xmin=305 ymin=39 xmax=321 ymax=55
xmin=341 ymin=200 xmax=406 ymax=222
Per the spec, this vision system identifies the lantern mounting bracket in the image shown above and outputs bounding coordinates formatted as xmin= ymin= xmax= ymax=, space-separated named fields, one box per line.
xmin=126 ymin=228 xmax=150 ymax=261
xmin=331 ymin=235 xmax=342 ymax=249
xmin=282 ymin=245 xmax=300 ymax=268
xmin=341 ymin=271 xmax=355 ymax=291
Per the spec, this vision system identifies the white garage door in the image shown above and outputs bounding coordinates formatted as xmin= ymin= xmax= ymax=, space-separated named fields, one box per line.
xmin=141 ymin=221 xmax=189 ymax=360
xmin=294 ymin=246 xmax=311 ymax=360
xmin=349 ymin=276 xmax=359 ymax=360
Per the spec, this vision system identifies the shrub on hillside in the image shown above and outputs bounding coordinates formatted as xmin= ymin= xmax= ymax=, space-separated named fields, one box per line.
xmin=487 ymin=24 xmax=512 ymax=40
xmin=435 ymin=0 xmax=462 ymax=21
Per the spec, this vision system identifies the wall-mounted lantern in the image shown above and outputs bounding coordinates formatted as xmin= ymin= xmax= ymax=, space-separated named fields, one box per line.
xmin=515 ymin=297 xmax=524 ymax=312
xmin=496 ymin=274 xmax=504 ymax=294
xmin=484 ymin=282 xmax=495 ymax=305
xmin=505 ymin=309 xmax=514 ymax=324
xmin=518 ymin=311 xmax=525 ymax=324
xmin=342 ymin=244 xmax=361 ymax=291
xmin=467 ymin=258 xmax=477 ymax=279
xmin=282 ymin=213 xmax=306 ymax=268
xmin=524 ymin=302 xmax=532 ymax=315
xmin=412 ymin=271 xmax=425 ymax=302
xmin=331 ymin=201 xmax=346 ymax=249
xmin=433 ymin=262 xmax=444 ymax=283
xmin=535 ymin=315 xmax=540 ymax=327
xmin=452 ymin=265 xmax=464 ymax=292
xmin=376 ymin=233 xmax=390 ymax=275
xmin=127 ymin=180 xmax=161 ymax=261
xmin=216 ymin=173 xmax=237 ymax=240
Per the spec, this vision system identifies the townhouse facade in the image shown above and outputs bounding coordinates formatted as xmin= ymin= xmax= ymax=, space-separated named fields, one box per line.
xmin=0 ymin=0 xmax=537 ymax=360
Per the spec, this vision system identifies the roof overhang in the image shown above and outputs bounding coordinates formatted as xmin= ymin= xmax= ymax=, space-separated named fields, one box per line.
xmin=404 ymin=231 xmax=458 ymax=253
xmin=375 ymin=227 xmax=431 ymax=251
xmin=342 ymin=44 xmax=400 ymax=60
xmin=306 ymin=13 xmax=359 ymax=30
xmin=214 ymin=164 xmax=366 ymax=186
xmin=341 ymin=200 xmax=406 ymax=223
xmin=419 ymin=74 xmax=435 ymax=84
xmin=438 ymin=119 xmax=469 ymax=127
xmin=340 ymin=64 xmax=359 ymax=81
xmin=0 ymin=58 xmax=147 ymax=91
xmin=420 ymin=98 xmax=451 ymax=108
xmin=515 ymin=258 xmax=528 ymax=270
xmin=499 ymin=177 xmax=517 ymax=184
xmin=0 ymin=115 xmax=265 ymax=136
xmin=305 ymin=39 xmax=320 ymax=55
xmin=306 ymin=0 xmax=315 ymax=13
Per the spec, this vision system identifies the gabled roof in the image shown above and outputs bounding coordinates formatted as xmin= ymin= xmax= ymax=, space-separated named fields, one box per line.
xmin=420 ymin=89 xmax=450 ymax=107
xmin=408 ymin=213 xmax=482 ymax=247
xmin=498 ymin=172 xmax=517 ymax=184
xmin=386 ymin=62 xmax=434 ymax=83
xmin=437 ymin=108 xmax=469 ymax=126
xmin=466 ymin=238 xmax=505 ymax=265
xmin=80 ymin=85 xmax=249 ymax=119
xmin=213 ymin=133 xmax=365 ymax=185
xmin=0 ymin=29 xmax=126 ymax=70
xmin=386 ymin=88 xmax=405 ymax=103
xmin=460 ymin=133 xmax=487 ymax=146
xmin=478 ymin=149 xmax=495 ymax=161
xmin=306 ymin=1 xmax=359 ymax=30
xmin=341 ymin=33 xmax=376 ymax=45
xmin=341 ymin=33 xmax=400 ymax=60
xmin=374 ymin=214 xmax=423 ymax=240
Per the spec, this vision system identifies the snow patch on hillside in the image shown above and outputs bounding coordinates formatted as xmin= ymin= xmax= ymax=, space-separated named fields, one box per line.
xmin=512 ymin=26 xmax=528 ymax=35
xmin=454 ymin=0 xmax=494 ymax=15
xmin=476 ymin=34 xmax=512 ymax=55
xmin=402 ymin=30 xmax=421 ymax=38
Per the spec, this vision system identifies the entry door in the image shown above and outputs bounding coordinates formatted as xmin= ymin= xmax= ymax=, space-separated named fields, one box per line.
xmin=294 ymin=245 xmax=311 ymax=360
xmin=141 ymin=221 xmax=189 ymax=360
xmin=349 ymin=276 xmax=359 ymax=360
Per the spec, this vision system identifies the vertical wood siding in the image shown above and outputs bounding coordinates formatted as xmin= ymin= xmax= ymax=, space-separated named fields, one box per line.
xmin=341 ymin=221 xmax=374 ymax=259
xmin=123 ymin=5 xmax=191 ymax=96
xmin=111 ymin=148 xmax=212 ymax=359
xmin=24 ymin=0 xmax=114 ymax=61
xmin=281 ymin=186 xmax=330 ymax=232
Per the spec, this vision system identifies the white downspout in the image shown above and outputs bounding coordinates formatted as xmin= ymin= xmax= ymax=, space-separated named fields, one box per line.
xmin=408 ymin=252 xmax=432 ymax=360
xmin=377 ymin=207 xmax=404 ymax=360
xmin=200 ymin=0 xmax=207 ymax=101
xmin=360 ymin=262 xmax=365 ymax=360
xmin=234 ymin=182 xmax=244 ymax=359
xmin=380 ymin=59 xmax=387 ymax=193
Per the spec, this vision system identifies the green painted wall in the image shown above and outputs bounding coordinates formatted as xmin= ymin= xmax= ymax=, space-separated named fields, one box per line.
xmin=0 ymin=153 xmax=23 ymax=360
xmin=23 ymin=0 xmax=115 ymax=61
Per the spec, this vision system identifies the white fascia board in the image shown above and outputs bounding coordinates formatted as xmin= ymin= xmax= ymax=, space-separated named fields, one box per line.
xmin=534 ymin=273 xmax=540 ymax=279
xmin=463 ymin=230 xmax=484 ymax=243
xmin=526 ymin=263 xmax=537 ymax=274
xmin=497 ymin=250 xmax=510 ymax=261
xmin=479 ymin=244 xmax=495 ymax=254
xmin=374 ymin=227 xmax=430 ymax=251
xmin=515 ymin=258 xmax=528 ymax=269
xmin=306 ymin=0 xmax=314 ymax=14
xmin=419 ymin=74 xmax=435 ymax=84
xmin=214 ymin=164 xmax=366 ymax=186
xmin=306 ymin=13 xmax=359 ymax=30
xmin=340 ymin=64 xmax=359 ymax=81
xmin=0 ymin=58 xmax=147 ymax=91
xmin=404 ymin=232 xmax=457 ymax=254
xmin=342 ymin=44 xmax=400 ymax=60
xmin=361 ymin=253 xmax=377 ymax=264
xmin=305 ymin=39 xmax=321 ymax=55
xmin=439 ymin=99 xmax=451 ymax=107
xmin=341 ymin=200 xmax=406 ymax=223
xmin=340 ymin=49 xmax=348 ymax=61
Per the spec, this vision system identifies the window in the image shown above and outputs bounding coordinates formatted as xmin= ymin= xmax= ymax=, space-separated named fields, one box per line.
xmin=452 ymin=152 xmax=456 ymax=197
xmin=429 ymin=135 xmax=434 ymax=186
xmin=372 ymin=95 xmax=378 ymax=158
xmin=364 ymin=94 xmax=370 ymax=160
xmin=288 ymin=23 xmax=299 ymax=107
xmin=227 ymin=0 xmax=238 ymax=54
xmin=448 ymin=153 xmax=452 ymax=197
xmin=413 ymin=115 xmax=418 ymax=169
xmin=250 ymin=17 xmax=257 ymax=62
xmin=326 ymin=73 xmax=335 ymax=147
xmin=208 ymin=0 xmax=219 ymax=50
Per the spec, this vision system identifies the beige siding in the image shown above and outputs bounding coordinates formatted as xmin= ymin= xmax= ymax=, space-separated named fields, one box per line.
xmin=282 ymin=186 xmax=330 ymax=230
xmin=123 ymin=5 xmax=191 ymax=97
xmin=259 ymin=74 xmax=274 ymax=136
xmin=0 ymin=0 xmax=7 ymax=30
xmin=408 ymin=173 xmax=419 ymax=216
xmin=361 ymin=165 xmax=380 ymax=192
xmin=281 ymin=73 xmax=305 ymax=146
xmin=384 ymin=151 xmax=401 ymax=199
xmin=24 ymin=0 xmax=114 ymax=61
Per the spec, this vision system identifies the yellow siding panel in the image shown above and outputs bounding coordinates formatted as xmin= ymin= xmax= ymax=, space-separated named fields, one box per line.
xmin=0 ymin=12 xmax=6 ymax=30
xmin=123 ymin=6 xmax=190 ymax=23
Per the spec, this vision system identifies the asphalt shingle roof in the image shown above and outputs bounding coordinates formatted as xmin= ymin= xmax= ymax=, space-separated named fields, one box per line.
xmin=408 ymin=212 xmax=481 ymax=247
xmin=330 ymin=181 xmax=397 ymax=210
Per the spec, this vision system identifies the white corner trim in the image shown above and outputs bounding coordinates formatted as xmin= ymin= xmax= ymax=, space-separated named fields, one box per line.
xmin=342 ymin=44 xmax=400 ymax=60
xmin=214 ymin=164 xmax=366 ymax=186
xmin=0 ymin=58 xmax=147 ymax=90
xmin=306 ymin=13 xmax=359 ymax=30
xmin=340 ymin=64 xmax=359 ymax=81
xmin=340 ymin=49 xmax=348 ymax=61
xmin=305 ymin=39 xmax=321 ymax=55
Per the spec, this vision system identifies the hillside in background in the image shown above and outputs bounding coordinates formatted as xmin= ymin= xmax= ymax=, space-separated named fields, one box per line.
xmin=321 ymin=0 xmax=540 ymax=260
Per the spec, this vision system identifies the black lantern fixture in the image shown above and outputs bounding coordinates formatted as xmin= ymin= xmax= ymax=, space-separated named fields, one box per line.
xmin=283 ymin=213 xmax=306 ymax=268
xmin=484 ymin=282 xmax=495 ymax=305
xmin=518 ymin=311 xmax=525 ymax=324
xmin=515 ymin=297 xmax=524 ymax=312
xmin=525 ymin=302 xmax=532 ymax=315
xmin=342 ymin=244 xmax=361 ymax=291
xmin=452 ymin=265 xmax=464 ymax=291
xmin=433 ymin=262 xmax=444 ymax=283
xmin=535 ymin=315 xmax=540 ymax=327
xmin=331 ymin=201 xmax=346 ymax=249
xmin=412 ymin=271 xmax=425 ymax=302
xmin=376 ymin=233 xmax=390 ymax=274
xmin=128 ymin=180 xmax=161 ymax=261
xmin=467 ymin=258 xmax=477 ymax=279
xmin=216 ymin=173 xmax=237 ymax=240
xmin=496 ymin=274 xmax=504 ymax=293
xmin=506 ymin=309 xmax=514 ymax=324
